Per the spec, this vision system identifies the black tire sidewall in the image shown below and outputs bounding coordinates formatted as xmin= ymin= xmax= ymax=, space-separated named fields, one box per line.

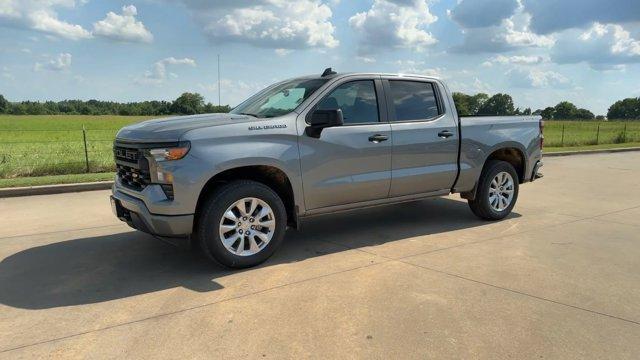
xmin=198 ymin=181 xmax=287 ymax=268
xmin=473 ymin=161 xmax=519 ymax=220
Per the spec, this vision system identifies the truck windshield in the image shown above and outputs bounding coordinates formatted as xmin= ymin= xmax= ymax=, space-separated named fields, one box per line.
xmin=231 ymin=78 xmax=328 ymax=118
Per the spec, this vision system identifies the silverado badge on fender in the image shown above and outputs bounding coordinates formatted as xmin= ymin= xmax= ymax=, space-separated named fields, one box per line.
xmin=248 ymin=124 xmax=287 ymax=131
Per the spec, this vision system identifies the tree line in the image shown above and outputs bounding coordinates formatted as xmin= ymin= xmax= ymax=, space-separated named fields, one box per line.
xmin=1 ymin=91 xmax=639 ymax=120
xmin=0 ymin=92 xmax=230 ymax=116
xmin=453 ymin=92 xmax=640 ymax=120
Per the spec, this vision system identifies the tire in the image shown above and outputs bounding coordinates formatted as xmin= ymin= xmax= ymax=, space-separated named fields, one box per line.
xmin=196 ymin=180 xmax=287 ymax=268
xmin=468 ymin=160 xmax=519 ymax=221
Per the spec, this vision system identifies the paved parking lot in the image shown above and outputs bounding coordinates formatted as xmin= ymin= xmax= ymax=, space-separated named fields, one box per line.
xmin=1 ymin=152 xmax=639 ymax=359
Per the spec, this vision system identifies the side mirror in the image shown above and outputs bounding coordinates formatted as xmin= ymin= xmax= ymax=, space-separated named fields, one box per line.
xmin=306 ymin=109 xmax=344 ymax=138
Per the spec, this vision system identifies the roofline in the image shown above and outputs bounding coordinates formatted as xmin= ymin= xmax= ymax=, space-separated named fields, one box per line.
xmin=294 ymin=72 xmax=442 ymax=81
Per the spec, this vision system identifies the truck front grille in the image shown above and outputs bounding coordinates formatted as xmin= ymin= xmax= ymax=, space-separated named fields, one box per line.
xmin=113 ymin=140 xmax=180 ymax=193
xmin=114 ymin=143 xmax=151 ymax=191
xmin=116 ymin=164 xmax=150 ymax=191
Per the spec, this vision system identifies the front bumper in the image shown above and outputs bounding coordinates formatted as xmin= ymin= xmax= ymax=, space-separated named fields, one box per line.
xmin=111 ymin=190 xmax=193 ymax=237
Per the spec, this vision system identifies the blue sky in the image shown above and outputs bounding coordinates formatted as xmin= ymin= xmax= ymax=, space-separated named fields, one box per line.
xmin=0 ymin=0 xmax=639 ymax=115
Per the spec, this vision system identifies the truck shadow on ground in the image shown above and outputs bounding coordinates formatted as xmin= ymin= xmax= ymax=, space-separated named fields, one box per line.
xmin=0 ymin=197 xmax=520 ymax=310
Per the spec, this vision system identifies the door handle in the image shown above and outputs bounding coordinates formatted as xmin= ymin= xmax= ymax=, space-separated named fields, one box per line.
xmin=368 ymin=134 xmax=389 ymax=143
xmin=438 ymin=130 xmax=454 ymax=138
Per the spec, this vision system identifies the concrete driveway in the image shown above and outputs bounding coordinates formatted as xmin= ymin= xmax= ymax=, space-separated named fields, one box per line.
xmin=1 ymin=152 xmax=639 ymax=359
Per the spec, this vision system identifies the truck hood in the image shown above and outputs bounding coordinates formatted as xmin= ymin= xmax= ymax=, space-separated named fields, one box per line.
xmin=116 ymin=113 xmax=255 ymax=142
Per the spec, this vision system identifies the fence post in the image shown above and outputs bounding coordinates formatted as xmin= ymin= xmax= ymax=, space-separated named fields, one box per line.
xmin=82 ymin=125 xmax=90 ymax=173
xmin=561 ymin=124 xmax=565 ymax=147
xmin=623 ymin=124 xmax=627 ymax=143
xmin=596 ymin=124 xmax=600 ymax=145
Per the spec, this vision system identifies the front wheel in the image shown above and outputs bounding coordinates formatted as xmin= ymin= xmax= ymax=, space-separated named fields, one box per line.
xmin=468 ymin=160 xmax=519 ymax=220
xmin=196 ymin=180 xmax=287 ymax=268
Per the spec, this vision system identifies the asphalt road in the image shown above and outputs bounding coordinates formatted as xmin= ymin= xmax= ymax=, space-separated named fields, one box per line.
xmin=1 ymin=152 xmax=639 ymax=359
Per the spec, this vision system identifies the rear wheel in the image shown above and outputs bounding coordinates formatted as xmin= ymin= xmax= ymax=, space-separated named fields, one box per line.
xmin=468 ymin=160 xmax=519 ymax=220
xmin=197 ymin=180 xmax=287 ymax=268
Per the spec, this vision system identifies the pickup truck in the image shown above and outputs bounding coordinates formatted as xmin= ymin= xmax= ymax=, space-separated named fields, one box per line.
xmin=111 ymin=69 xmax=543 ymax=268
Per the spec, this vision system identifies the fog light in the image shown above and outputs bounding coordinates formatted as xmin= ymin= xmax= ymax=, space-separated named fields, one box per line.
xmin=156 ymin=170 xmax=174 ymax=183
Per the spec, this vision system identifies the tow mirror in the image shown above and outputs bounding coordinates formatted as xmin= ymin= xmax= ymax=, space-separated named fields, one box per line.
xmin=306 ymin=109 xmax=344 ymax=138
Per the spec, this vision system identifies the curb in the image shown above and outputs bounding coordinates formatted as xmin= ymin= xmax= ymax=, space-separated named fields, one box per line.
xmin=0 ymin=181 xmax=113 ymax=198
xmin=544 ymin=146 xmax=640 ymax=157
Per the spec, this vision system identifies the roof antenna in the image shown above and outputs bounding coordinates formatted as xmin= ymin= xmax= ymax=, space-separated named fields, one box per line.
xmin=321 ymin=67 xmax=337 ymax=77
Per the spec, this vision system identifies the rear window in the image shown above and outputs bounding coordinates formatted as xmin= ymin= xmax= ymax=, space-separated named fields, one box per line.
xmin=389 ymin=81 xmax=440 ymax=121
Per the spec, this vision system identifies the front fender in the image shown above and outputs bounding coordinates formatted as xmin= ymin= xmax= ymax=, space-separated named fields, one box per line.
xmin=184 ymin=134 xmax=304 ymax=215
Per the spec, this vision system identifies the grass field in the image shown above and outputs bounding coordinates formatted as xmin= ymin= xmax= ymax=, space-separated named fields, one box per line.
xmin=544 ymin=120 xmax=640 ymax=147
xmin=1 ymin=115 xmax=640 ymax=186
xmin=0 ymin=115 xmax=153 ymax=178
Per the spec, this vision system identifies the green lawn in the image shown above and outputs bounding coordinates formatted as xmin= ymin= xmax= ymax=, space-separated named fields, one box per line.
xmin=1 ymin=115 xmax=640 ymax=188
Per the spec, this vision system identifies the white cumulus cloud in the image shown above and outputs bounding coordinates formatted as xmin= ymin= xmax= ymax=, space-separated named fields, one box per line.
xmin=507 ymin=67 xmax=570 ymax=88
xmin=179 ymin=0 xmax=338 ymax=50
xmin=34 ymin=52 xmax=72 ymax=71
xmin=551 ymin=23 xmax=640 ymax=70
xmin=349 ymin=0 xmax=437 ymax=55
xmin=136 ymin=57 xmax=197 ymax=85
xmin=0 ymin=0 xmax=91 ymax=40
xmin=451 ymin=5 xmax=553 ymax=54
xmin=483 ymin=55 xmax=546 ymax=66
xmin=93 ymin=5 xmax=153 ymax=43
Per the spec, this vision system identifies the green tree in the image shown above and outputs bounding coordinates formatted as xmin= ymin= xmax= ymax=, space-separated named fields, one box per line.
xmin=574 ymin=108 xmax=595 ymax=120
xmin=553 ymin=101 xmax=578 ymax=119
xmin=477 ymin=93 xmax=515 ymax=116
xmin=452 ymin=92 xmax=471 ymax=116
xmin=0 ymin=94 xmax=8 ymax=113
xmin=607 ymin=97 xmax=640 ymax=120
xmin=469 ymin=93 xmax=489 ymax=114
xmin=204 ymin=103 xmax=231 ymax=113
xmin=540 ymin=107 xmax=555 ymax=119
xmin=171 ymin=92 xmax=205 ymax=115
xmin=452 ymin=92 xmax=489 ymax=116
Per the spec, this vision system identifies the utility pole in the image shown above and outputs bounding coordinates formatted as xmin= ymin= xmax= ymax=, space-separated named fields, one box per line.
xmin=217 ymin=54 xmax=221 ymax=107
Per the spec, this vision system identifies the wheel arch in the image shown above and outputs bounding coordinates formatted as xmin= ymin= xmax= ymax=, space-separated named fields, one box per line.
xmin=194 ymin=165 xmax=298 ymax=231
xmin=484 ymin=146 xmax=526 ymax=183
xmin=461 ymin=144 xmax=527 ymax=201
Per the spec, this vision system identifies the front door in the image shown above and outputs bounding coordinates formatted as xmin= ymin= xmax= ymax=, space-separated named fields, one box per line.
xmin=299 ymin=79 xmax=392 ymax=210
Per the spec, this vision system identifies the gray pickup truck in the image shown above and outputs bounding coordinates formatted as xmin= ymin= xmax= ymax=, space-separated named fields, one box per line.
xmin=111 ymin=68 xmax=543 ymax=268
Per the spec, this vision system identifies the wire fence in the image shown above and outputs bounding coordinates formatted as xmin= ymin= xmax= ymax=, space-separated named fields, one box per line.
xmin=1 ymin=121 xmax=640 ymax=179
xmin=0 ymin=127 xmax=119 ymax=178
xmin=543 ymin=121 xmax=640 ymax=147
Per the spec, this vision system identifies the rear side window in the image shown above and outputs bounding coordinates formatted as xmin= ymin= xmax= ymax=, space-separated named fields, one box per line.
xmin=389 ymin=81 xmax=440 ymax=121
xmin=316 ymin=80 xmax=379 ymax=124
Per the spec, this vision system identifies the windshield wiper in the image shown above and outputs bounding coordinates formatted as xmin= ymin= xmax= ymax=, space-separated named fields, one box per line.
xmin=238 ymin=112 xmax=264 ymax=118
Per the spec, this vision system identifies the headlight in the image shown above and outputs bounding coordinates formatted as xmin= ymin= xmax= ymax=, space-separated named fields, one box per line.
xmin=147 ymin=143 xmax=190 ymax=162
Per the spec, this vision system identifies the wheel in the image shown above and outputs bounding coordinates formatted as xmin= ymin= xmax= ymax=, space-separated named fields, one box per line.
xmin=468 ymin=160 xmax=519 ymax=220
xmin=197 ymin=180 xmax=287 ymax=268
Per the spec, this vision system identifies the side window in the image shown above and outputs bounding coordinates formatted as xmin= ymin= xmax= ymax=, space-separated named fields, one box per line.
xmin=316 ymin=80 xmax=379 ymax=124
xmin=389 ymin=81 xmax=440 ymax=121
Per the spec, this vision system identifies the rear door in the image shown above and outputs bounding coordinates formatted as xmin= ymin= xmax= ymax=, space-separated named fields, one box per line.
xmin=298 ymin=77 xmax=392 ymax=210
xmin=385 ymin=78 xmax=459 ymax=197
